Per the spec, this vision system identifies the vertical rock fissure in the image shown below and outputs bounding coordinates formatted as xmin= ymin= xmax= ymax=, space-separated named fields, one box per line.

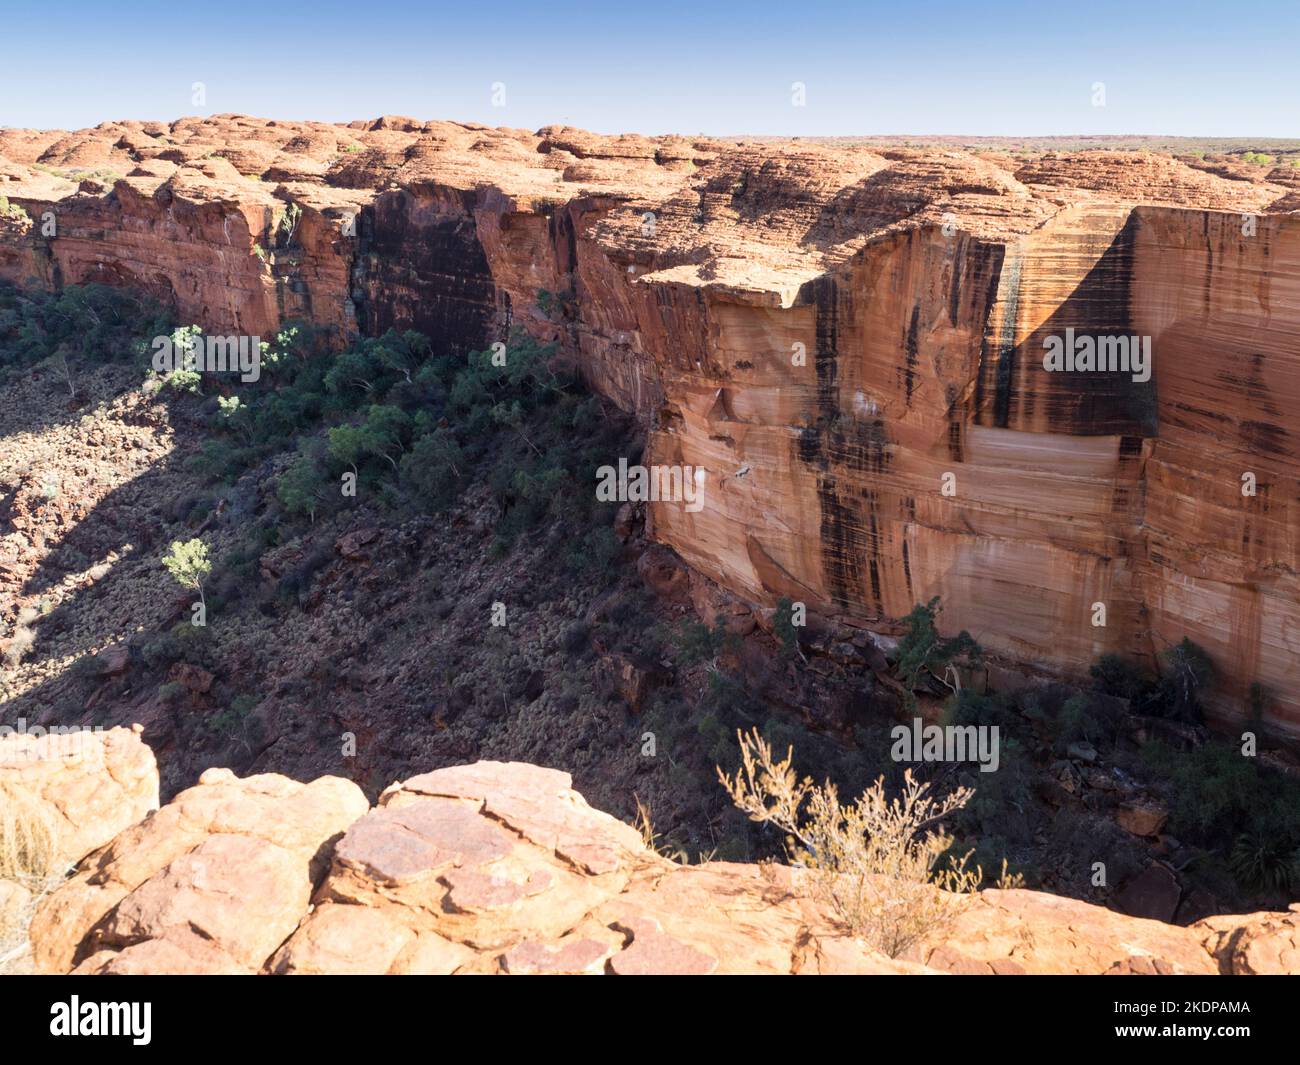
xmin=991 ymin=241 xmax=1025 ymax=429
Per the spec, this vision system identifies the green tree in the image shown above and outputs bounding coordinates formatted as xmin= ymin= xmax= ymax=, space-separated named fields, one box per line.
xmin=449 ymin=361 xmax=490 ymax=411
xmin=162 ymin=325 xmax=204 ymax=394
xmin=773 ymin=596 xmax=799 ymax=657
xmin=399 ymin=428 xmax=464 ymax=508
xmin=215 ymin=394 xmax=254 ymax=443
xmin=326 ymin=423 xmax=368 ymax=471
xmin=362 ymin=404 xmax=411 ymax=468
xmin=491 ymin=399 xmax=541 ymax=455
xmin=1158 ymin=637 xmax=1213 ymax=723
xmin=162 ymin=538 xmax=212 ymax=610
xmin=896 ymin=596 xmax=981 ymax=709
xmin=1089 ymin=653 xmax=1152 ymax=704
xmin=277 ymin=443 xmax=331 ymax=521
xmin=323 ymin=349 xmax=378 ymax=403
xmin=371 ymin=330 xmax=429 ymax=383
xmin=327 ymin=407 xmax=411 ymax=471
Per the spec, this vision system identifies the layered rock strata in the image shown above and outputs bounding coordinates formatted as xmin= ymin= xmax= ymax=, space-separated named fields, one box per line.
xmin=2 ymin=119 xmax=1298 ymax=734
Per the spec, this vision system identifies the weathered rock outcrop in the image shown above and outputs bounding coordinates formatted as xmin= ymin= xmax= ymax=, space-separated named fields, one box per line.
xmin=29 ymin=764 xmax=367 ymax=974
xmin=10 ymin=729 xmax=1300 ymax=975
xmin=3 ymin=118 xmax=1299 ymax=736
xmin=0 ymin=723 xmax=157 ymax=872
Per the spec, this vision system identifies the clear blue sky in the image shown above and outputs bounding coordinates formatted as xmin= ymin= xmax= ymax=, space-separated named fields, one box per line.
xmin=3 ymin=0 xmax=1296 ymax=136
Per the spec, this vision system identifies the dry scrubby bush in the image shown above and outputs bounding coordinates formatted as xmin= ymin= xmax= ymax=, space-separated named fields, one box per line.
xmin=719 ymin=728 xmax=981 ymax=958
xmin=4 ymin=606 xmax=39 ymax=670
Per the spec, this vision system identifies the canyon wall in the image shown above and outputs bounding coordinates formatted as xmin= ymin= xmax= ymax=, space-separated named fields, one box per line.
xmin=2 ymin=118 xmax=1298 ymax=735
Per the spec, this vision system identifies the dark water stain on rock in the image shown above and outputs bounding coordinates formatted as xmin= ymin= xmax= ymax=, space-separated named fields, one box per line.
xmin=903 ymin=304 xmax=920 ymax=407
xmin=791 ymin=274 xmax=893 ymax=613
xmin=354 ymin=187 xmax=495 ymax=352
xmin=811 ymin=274 xmax=840 ymax=419
xmin=979 ymin=213 xmax=1158 ymax=438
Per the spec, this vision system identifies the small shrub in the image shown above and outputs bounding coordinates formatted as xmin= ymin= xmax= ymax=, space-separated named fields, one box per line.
xmin=568 ymin=526 xmax=620 ymax=573
xmin=632 ymin=796 xmax=683 ymax=863
xmin=158 ymin=681 xmax=186 ymax=705
xmin=211 ymin=693 xmax=259 ymax=736
xmin=1053 ymin=693 xmax=1108 ymax=754
xmin=4 ymin=606 xmax=39 ymax=669
xmin=278 ymin=203 xmax=302 ymax=246
xmin=671 ymin=619 xmax=717 ymax=666
xmin=140 ymin=631 xmax=182 ymax=669
xmin=945 ymin=688 xmax=1020 ymax=734
xmin=1228 ymin=834 xmax=1300 ymax=894
xmin=718 ymin=728 xmax=979 ymax=957
xmin=674 ymin=618 xmax=740 ymax=672
xmin=0 ymin=196 xmax=31 ymax=222
xmin=1248 ymin=681 xmax=1266 ymax=723
xmin=941 ymin=837 xmax=1029 ymax=890
xmin=1089 ymin=653 xmax=1151 ymax=704
xmin=167 ymin=620 xmax=216 ymax=666
xmin=560 ymin=622 xmax=589 ymax=656
xmin=68 ymin=653 xmax=104 ymax=681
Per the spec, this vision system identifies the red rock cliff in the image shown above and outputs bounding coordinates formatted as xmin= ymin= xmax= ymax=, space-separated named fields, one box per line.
xmin=3 ymin=118 xmax=1298 ymax=736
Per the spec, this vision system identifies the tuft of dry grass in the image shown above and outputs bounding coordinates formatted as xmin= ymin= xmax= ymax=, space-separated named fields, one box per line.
xmin=633 ymin=795 xmax=716 ymax=866
xmin=0 ymin=788 xmax=60 ymax=886
xmin=0 ymin=790 xmax=63 ymax=974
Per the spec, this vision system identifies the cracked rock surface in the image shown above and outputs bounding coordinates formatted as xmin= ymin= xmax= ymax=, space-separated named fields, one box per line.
xmin=12 ymin=728 xmax=1300 ymax=974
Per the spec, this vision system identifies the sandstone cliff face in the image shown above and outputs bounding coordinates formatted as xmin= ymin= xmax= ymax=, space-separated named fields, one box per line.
xmin=3 ymin=119 xmax=1298 ymax=735
xmin=7 ymin=728 xmax=1298 ymax=975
